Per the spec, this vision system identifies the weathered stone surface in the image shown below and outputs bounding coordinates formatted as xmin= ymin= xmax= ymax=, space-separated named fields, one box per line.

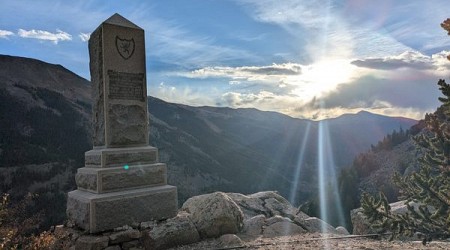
xmin=295 ymin=210 xmax=310 ymax=220
xmin=182 ymin=192 xmax=244 ymax=238
xmin=263 ymin=221 xmax=306 ymax=237
xmin=122 ymin=240 xmax=140 ymax=250
xmin=140 ymin=221 xmax=156 ymax=230
xmin=67 ymin=193 xmax=90 ymax=231
xmin=104 ymin=246 xmax=121 ymax=250
xmin=266 ymin=215 xmax=292 ymax=226
xmin=300 ymin=217 xmax=337 ymax=234
xmin=75 ymin=172 xmax=97 ymax=192
xmin=242 ymin=215 xmax=265 ymax=236
xmin=109 ymin=229 xmax=140 ymax=244
xmin=351 ymin=200 xmax=435 ymax=235
xmin=227 ymin=193 xmax=267 ymax=219
xmin=76 ymin=163 xmax=167 ymax=193
xmin=227 ymin=191 xmax=299 ymax=220
xmin=350 ymin=207 xmax=372 ymax=235
xmin=89 ymin=25 xmax=105 ymax=147
xmin=336 ymin=226 xmax=350 ymax=235
xmin=67 ymin=14 xmax=178 ymax=234
xmin=218 ymin=234 xmax=244 ymax=248
xmin=85 ymin=146 xmax=158 ymax=168
xmin=75 ymin=235 xmax=109 ymax=250
xmin=109 ymin=104 xmax=147 ymax=146
xmin=142 ymin=212 xmax=200 ymax=250
xmin=68 ymin=185 xmax=177 ymax=233
xmin=90 ymin=13 xmax=147 ymax=148
xmin=264 ymin=197 xmax=298 ymax=218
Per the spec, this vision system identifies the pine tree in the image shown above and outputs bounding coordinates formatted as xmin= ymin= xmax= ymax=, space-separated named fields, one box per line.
xmin=360 ymin=79 xmax=450 ymax=244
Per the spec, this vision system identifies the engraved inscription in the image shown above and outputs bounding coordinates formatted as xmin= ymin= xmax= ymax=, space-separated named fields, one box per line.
xmin=108 ymin=70 xmax=145 ymax=101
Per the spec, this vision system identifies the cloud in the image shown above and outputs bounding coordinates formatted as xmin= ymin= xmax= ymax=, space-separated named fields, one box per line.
xmin=176 ymin=50 xmax=447 ymax=120
xmin=0 ymin=29 xmax=14 ymax=38
xmin=220 ymin=90 xmax=302 ymax=115
xmin=17 ymin=29 xmax=72 ymax=44
xmin=186 ymin=63 xmax=302 ymax=81
xmin=351 ymin=51 xmax=449 ymax=71
xmin=151 ymin=82 xmax=216 ymax=107
xmin=79 ymin=32 xmax=90 ymax=42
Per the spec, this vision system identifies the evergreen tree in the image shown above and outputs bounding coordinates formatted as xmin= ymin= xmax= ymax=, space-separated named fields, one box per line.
xmin=360 ymin=79 xmax=450 ymax=244
xmin=361 ymin=21 xmax=450 ymax=244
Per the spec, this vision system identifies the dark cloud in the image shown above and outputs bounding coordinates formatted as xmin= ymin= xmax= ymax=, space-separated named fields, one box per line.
xmin=351 ymin=58 xmax=434 ymax=70
xmin=300 ymin=74 xmax=441 ymax=111
xmin=241 ymin=64 xmax=302 ymax=75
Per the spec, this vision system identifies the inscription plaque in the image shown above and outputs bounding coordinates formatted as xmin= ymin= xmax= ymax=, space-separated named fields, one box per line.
xmin=108 ymin=70 xmax=145 ymax=101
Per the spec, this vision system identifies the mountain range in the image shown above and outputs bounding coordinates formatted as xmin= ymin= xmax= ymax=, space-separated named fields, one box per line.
xmin=0 ymin=55 xmax=417 ymax=228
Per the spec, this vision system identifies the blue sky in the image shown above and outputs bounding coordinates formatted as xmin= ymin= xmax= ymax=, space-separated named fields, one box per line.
xmin=1 ymin=0 xmax=449 ymax=120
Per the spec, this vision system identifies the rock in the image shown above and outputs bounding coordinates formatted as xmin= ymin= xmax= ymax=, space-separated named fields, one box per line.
xmin=109 ymin=229 xmax=140 ymax=244
xmin=336 ymin=226 xmax=350 ymax=235
xmin=104 ymin=246 xmax=121 ymax=250
xmin=242 ymin=215 xmax=265 ymax=236
xmin=75 ymin=235 xmax=109 ymax=250
xmin=295 ymin=210 xmax=310 ymax=220
xmin=227 ymin=193 xmax=267 ymax=219
xmin=266 ymin=215 xmax=292 ymax=225
xmin=299 ymin=217 xmax=337 ymax=234
xmin=250 ymin=191 xmax=298 ymax=218
xmin=122 ymin=240 xmax=140 ymax=250
xmin=218 ymin=234 xmax=244 ymax=248
xmin=350 ymin=207 xmax=374 ymax=235
xmin=182 ymin=192 xmax=244 ymax=238
xmin=351 ymin=200 xmax=435 ymax=235
xmin=228 ymin=191 xmax=299 ymax=220
xmin=142 ymin=212 xmax=200 ymax=250
xmin=264 ymin=198 xmax=298 ymax=219
xmin=140 ymin=221 xmax=156 ymax=230
xmin=263 ymin=221 xmax=306 ymax=237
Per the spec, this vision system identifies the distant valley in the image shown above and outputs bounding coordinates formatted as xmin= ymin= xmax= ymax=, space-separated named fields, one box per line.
xmin=0 ymin=55 xmax=417 ymax=228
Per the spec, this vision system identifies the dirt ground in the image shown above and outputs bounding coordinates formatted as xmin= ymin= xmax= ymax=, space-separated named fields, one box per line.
xmin=170 ymin=233 xmax=450 ymax=250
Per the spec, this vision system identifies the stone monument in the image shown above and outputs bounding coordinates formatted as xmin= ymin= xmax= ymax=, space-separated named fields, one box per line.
xmin=67 ymin=13 xmax=178 ymax=233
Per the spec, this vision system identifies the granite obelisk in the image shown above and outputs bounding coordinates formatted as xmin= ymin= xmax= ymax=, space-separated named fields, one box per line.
xmin=67 ymin=13 xmax=177 ymax=233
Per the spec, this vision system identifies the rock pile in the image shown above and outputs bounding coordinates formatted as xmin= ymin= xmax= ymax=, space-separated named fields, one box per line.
xmin=58 ymin=191 xmax=349 ymax=250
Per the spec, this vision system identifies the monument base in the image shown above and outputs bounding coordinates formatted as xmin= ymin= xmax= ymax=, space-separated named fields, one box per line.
xmin=67 ymin=185 xmax=178 ymax=233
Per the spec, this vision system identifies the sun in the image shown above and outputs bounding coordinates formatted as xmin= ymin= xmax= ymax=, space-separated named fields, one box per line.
xmin=290 ymin=59 xmax=357 ymax=101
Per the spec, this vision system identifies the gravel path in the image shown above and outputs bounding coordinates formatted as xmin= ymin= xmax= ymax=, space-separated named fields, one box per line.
xmin=170 ymin=233 xmax=450 ymax=250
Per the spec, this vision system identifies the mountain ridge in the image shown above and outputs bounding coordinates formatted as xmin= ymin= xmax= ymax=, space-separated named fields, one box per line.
xmin=0 ymin=54 xmax=418 ymax=229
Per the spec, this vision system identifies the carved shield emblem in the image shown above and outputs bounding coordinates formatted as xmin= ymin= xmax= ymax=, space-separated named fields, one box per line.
xmin=115 ymin=36 xmax=135 ymax=60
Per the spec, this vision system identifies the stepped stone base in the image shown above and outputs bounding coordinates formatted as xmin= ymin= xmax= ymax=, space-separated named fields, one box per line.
xmin=76 ymin=163 xmax=167 ymax=193
xmin=85 ymin=146 xmax=158 ymax=168
xmin=67 ymin=185 xmax=177 ymax=233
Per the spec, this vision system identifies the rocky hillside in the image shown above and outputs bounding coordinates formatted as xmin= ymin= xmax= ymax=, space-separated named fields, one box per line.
xmin=0 ymin=55 xmax=417 ymax=229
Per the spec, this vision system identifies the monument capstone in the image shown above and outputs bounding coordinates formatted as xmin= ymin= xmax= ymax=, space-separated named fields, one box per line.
xmin=67 ymin=13 xmax=178 ymax=233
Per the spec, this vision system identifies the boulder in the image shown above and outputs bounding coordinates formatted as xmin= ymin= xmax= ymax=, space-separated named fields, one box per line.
xmin=266 ymin=215 xmax=292 ymax=225
xmin=242 ymin=215 xmax=266 ymax=236
xmin=75 ymin=235 xmax=109 ymax=250
xmin=298 ymin=217 xmax=337 ymax=234
xmin=226 ymin=193 xmax=268 ymax=219
xmin=263 ymin=221 xmax=306 ymax=237
xmin=335 ymin=226 xmax=350 ymax=235
xmin=351 ymin=200 xmax=435 ymax=235
xmin=142 ymin=212 xmax=200 ymax=250
xmin=182 ymin=192 xmax=244 ymax=238
xmin=350 ymin=207 xmax=375 ymax=235
xmin=218 ymin=234 xmax=244 ymax=248
xmin=109 ymin=229 xmax=140 ymax=244
xmin=104 ymin=246 xmax=121 ymax=250
xmin=227 ymin=191 xmax=299 ymax=220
